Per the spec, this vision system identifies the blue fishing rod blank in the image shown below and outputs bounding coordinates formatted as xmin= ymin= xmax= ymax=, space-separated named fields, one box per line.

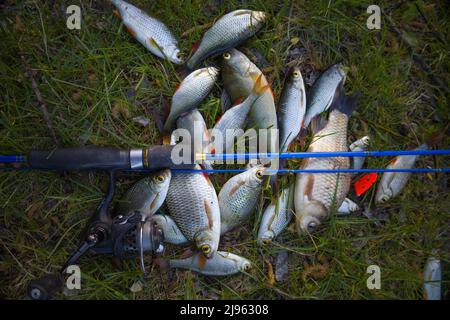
xmin=203 ymin=149 xmax=450 ymax=161
xmin=0 ymin=155 xmax=26 ymax=163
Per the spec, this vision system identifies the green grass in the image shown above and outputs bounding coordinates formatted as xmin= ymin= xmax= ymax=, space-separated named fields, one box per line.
xmin=0 ymin=0 xmax=449 ymax=299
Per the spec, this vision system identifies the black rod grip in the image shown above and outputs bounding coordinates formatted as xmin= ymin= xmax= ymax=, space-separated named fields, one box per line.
xmin=146 ymin=145 xmax=195 ymax=170
xmin=28 ymin=147 xmax=130 ymax=171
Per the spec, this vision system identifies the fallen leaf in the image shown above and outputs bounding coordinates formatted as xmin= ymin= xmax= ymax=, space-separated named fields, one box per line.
xmin=290 ymin=37 xmax=300 ymax=45
xmin=275 ymin=251 xmax=289 ymax=282
xmin=130 ymin=280 xmax=143 ymax=293
xmin=132 ymin=116 xmax=150 ymax=127
xmin=14 ymin=15 xmax=25 ymax=33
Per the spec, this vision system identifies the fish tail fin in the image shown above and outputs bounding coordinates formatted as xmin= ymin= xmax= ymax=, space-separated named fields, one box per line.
xmin=310 ymin=115 xmax=328 ymax=134
xmin=416 ymin=143 xmax=429 ymax=151
xmin=330 ymin=83 xmax=360 ymax=117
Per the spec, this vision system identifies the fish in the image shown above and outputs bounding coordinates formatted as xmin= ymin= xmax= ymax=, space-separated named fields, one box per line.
xmin=111 ymin=0 xmax=183 ymax=64
xmin=169 ymin=251 xmax=251 ymax=276
xmin=151 ymin=214 xmax=188 ymax=245
xmin=294 ymin=84 xmax=358 ymax=234
xmin=164 ymin=67 xmax=219 ymax=132
xmin=423 ymin=256 xmax=441 ymax=300
xmin=212 ymin=74 xmax=268 ymax=153
xmin=165 ymin=165 xmax=220 ymax=258
xmin=278 ymin=67 xmax=306 ymax=153
xmin=303 ymin=63 xmax=346 ymax=129
xmin=115 ymin=170 xmax=171 ymax=219
xmin=375 ymin=144 xmax=428 ymax=203
xmin=175 ymin=109 xmax=213 ymax=170
xmin=219 ymin=165 xmax=266 ymax=234
xmin=349 ymin=136 xmax=370 ymax=170
xmin=185 ymin=10 xmax=266 ymax=70
xmin=257 ymin=185 xmax=294 ymax=245
xmin=220 ymin=89 xmax=233 ymax=113
xmin=222 ymin=49 xmax=278 ymax=153
xmin=336 ymin=198 xmax=360 ymax=216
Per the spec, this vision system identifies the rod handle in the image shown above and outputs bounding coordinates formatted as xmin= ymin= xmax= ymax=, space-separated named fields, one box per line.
xmin=28 ymin=147 xmax=130 ymax=171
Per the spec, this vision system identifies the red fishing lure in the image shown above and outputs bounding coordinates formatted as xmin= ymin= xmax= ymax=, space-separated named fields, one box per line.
xmin=354 ymin=173 xmax=378 ymax=196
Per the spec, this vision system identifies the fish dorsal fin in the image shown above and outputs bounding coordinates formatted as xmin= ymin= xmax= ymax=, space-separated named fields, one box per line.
xmin=233 ymin=10 xmax=253 ymax=17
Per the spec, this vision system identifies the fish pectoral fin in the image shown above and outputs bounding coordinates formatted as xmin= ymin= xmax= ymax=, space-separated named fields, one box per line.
xmin=204 ymin=199 xmax=214 ymax=229
xmin=125 ymin=25 xmax=137 ymax=37
xmin=197 ymin=253 xmax=207 ymax=269
xmin=113 ymin=9 xmax=122 ymax=19
xmin=148 ymin=37 xmax=164 ymax=53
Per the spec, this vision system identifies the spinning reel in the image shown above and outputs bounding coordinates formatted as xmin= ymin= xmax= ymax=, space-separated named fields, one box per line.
xmin=27 ymin=171 xmax=164 ymax=300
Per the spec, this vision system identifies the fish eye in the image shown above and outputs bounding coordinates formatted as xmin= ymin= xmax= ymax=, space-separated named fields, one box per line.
xmin=293 ymin=70 xmax=300 ymax=78
xmin=201 ymin=245 xmax=211 ymax=254
xmin=176 ymin=51 xmax=184 ymax=59
xmin=256 ymin=170 xmax=264 ymax=179
xmin=307 ymin=221 xmax=318 ymax=232
xmin=243 ymin=263 xmax=251 ymax=271
xmin=223 ymin=52 xmax=231 ymax=60
xmin=262 ymin=238 xmax=271 ymax=245
xmin=155 ymin=175 xmax=165 ymax=183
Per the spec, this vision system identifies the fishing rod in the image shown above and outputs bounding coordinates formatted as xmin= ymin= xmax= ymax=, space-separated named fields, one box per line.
xmin=1 ymin=148 xmax=449 ymax=170
xmin=1 ymin=145 xmax=447 ymax=300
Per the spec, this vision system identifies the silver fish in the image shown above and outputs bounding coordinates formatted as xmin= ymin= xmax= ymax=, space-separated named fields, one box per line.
xmin=294 ymin=84 xmax=357 ymax=234
xmin=164 ymin=67 xmax=219 ymax=132
xmin=349 ymin=136 xmax=370 ymax=170
xmin=257 ymin=185 xmax=294 ymax=245
xmin=212 ymin=74 xmax=268 ymax=153
xmin=219 ymin=165 xmax=266 ymax=234
xmin=336 ymin=198 xmax=360 ymax=216
xmin=303 ymin=63 xmax=346 ymax=129
xmin=222 ymin=49 xmax=278 ymax=152
xmin=169 ymin=251 xmax=251 ymax=276
xmin=175 ymin=109 xmax=213 ymax=170
xmin=186 ymin=10 xmax=266 ymax=70
xmin=111 ymin=0 xmax=183 ymax=64
xmin=423 ymin=256 xmax=441 ymax=300
xmin=278 ymin=67 xmax=306 ymax=153
xmin=151 ymin=214 xmax=188 ymax=245
xmin=375 ymin=144 xmax=428 ymax=203
xmin=165 ymin=165 xmax=220 ymax=258
xmin=116 ymin=170 xmax=171 ymax=219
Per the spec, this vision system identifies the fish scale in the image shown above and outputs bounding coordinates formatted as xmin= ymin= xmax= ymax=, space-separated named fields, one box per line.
xmin=219 ymin=166 xmax=265 ymax=234
xmin=257 ymin=185 xmax=294 ymax=244
xmin=375 ymin=144 xmax=428 ymax=203
xmin=169 ymin=251 xmax=251 ymax=276
xmin=295 ymin=84 xmax=355 ymax=234
xmin=186 ymin=10 xmax=266 ymax=70
xmin=111 ymin=0 xmax=182 ymax=64
xmin=116 ymin=170 xmax=171 ymax=218
xmin=165 ymin=165 xmax=220 ymax=257
xmin=278 ymin=67 xmax=306 ymax=152
xmin=164 ymin=67 xmax=218 ymax=132
xmin=222 ymin=49 xmax=278 ymax=152
xmin=303 ymin=63 xmax=346 ymax=128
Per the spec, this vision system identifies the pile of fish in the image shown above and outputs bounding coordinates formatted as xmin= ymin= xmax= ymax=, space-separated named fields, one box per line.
xmin=110 ymin=0 xmax=437 ymax=295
